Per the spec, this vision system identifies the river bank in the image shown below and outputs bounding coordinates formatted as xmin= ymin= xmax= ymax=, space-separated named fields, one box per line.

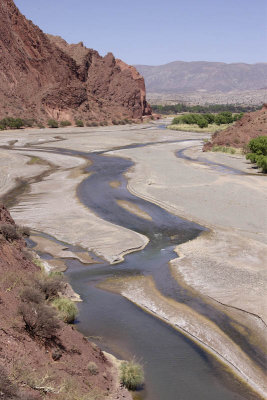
xmin=0 ymin=122 xmax=266 ymax=399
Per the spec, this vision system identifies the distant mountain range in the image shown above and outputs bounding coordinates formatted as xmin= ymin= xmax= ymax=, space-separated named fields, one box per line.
xmin=135 ymin=61 xmax=267 ymax=94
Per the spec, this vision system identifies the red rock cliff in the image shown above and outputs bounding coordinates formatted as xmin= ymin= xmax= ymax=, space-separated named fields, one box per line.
xmin=0 ymin=0 xmax=151 ymax=123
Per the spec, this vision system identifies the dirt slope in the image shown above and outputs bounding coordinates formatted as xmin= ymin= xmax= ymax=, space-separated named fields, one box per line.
xmin=0 ymin=0 xmax=150 ymax=124
xmin=0 ymin=204 xmax=131 ymax=400
xmin=204 ymin=104 xmax=267 ymax=150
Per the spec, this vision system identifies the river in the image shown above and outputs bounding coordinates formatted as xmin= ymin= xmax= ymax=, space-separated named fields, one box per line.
xmin=56 ymin=143 xmax=262 ymax=400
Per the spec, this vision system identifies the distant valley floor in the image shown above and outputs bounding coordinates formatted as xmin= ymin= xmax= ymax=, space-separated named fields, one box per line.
xmin=148 ymin=88 xmax=267 ymax=106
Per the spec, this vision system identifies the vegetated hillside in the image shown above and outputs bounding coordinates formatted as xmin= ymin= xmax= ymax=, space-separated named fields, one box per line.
xmin=135 ymin=61 xmax=267 ymax=94
xmin=0 ymin=0 xmax=151 ymax=124
xmin=0 ymin=204 xmax=130 ymax=400
xmin=204 ymin=104 xmax=267 ymax=150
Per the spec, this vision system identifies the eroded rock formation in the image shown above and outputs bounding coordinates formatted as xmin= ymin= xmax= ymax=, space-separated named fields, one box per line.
xmin=0 ymin=0 xmax=151 ymax=123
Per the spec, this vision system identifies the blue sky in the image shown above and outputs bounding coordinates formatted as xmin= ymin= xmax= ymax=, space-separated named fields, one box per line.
xmin=14 ymin=0 xmax=267 ymax=65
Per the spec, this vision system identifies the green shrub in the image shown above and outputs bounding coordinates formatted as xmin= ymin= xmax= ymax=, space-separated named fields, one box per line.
xmin=51 ymin=297 xmax=78 ymax=323
xmin=87 ymin=361 xmax=99 ymax=375
xmin=214 ymin=114 xmax=224 ymax=125
xmin=219 ymin=111 xmax=233 ymax=124
xmin=75 ymin=119 xmax=84 ymax=127
xmin=60 ymin=120 xmax=71 ymax=127
xmin=197 ymin=117 xmax=208 ymax=128
xmin=172 ymin=112 xmax=232 ymax=128
xmin=48 ymin=119 xmax=59 ymax=128
xmin=246 ymin=153 xmax=258 ymax=163
xmin=0 ymin=117 xmax=24 ymax=129
xmin=112 ymin=119 xmax=119 ymax=125
xmin=171 ymin=116 xmax=181 ymax=125
xmin=246 ymin=136 xmax=267 ymax=173
xmin=248 ymin=136 xmax=267 ymax=156
xmin=233 ymin=112 xmax=244 ymax=121
xmin=119 ymin=361 xmax=144 ymax=391
xmin=203 ymin=113 xmax=215 ymax=124
xmin=256 ymin=155 xmax=267 ymax=173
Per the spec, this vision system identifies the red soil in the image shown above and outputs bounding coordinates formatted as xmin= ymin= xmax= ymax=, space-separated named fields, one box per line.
xmin=204 ymin=104 xmax=267 ymax=150
xmin=0 ymin=205 xmax=131 ymax=399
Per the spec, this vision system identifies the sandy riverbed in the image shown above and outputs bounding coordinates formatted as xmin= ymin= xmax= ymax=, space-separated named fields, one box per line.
xmin=0 ymin=123 xmax=266 ymax=397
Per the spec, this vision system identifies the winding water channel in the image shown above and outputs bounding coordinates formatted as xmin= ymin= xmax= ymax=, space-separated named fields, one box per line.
xmin=5 ymin=128 xmax=263 ymax=399
xmin=49 ymin=142 xmax=262 ymax=400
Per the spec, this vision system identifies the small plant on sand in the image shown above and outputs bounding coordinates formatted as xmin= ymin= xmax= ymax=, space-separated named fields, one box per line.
xmin=60 ymin=120 xmax=72 ymax=127
xmin=33 ymin=257 xmax=45 ymax=272
xmin=48 ymin=119 xmax=59 ymax=128
xmin=87 ymin=361 xmax=99 ymax=375
xmin=51 ymin=297 xmax=78 ymax=323
xmin=211 ymin=145 xmax=236 ymax=154
xmin=75 ymin=119 xmax=84 ymax=127
xmin=119 ymin=360 xmax=144 ymax=391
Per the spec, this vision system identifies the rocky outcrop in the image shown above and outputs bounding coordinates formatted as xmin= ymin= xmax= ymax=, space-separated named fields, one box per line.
xmin=0 ymin=0 xmax=151 ymax=123
xmin=204 ymin=104 xmax=267 ymax=150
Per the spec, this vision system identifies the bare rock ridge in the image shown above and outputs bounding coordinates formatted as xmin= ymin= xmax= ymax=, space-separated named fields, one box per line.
xmin=0 ymin=0 xmax=151 ymax=123
xmin=204 ymin=103 xmax=267 ymax=149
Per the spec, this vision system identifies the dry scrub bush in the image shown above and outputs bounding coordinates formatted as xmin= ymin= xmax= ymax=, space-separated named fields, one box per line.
xmin=19 ymin=302 xmax=60 ymax=340
xmin=0 ymin=270 xmax=26 ymax=292
xmin=16 ymin=226 xmax=30 ymax=237
xmin=34 ymin=273 xmax=65 ymax=300
xmin=20 ymin=286 xmax=45 ymax=304
xmin=0 ymin=364 xmax=17 ymax=398
xmin=11 ymin=360 xmax=56 ymax=396
xmin=0 ymin=224 xmax=21 ymax=241
xmin=87 ymin=362 xmax=98 ymax=376
xmin=0 ymin=224 xmax=30 ymax=242
xmin=59 ymin=378 xmax=103 ymax=400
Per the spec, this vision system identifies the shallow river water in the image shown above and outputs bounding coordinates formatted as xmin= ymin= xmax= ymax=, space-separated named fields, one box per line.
xmin=58 ymin=142 xmax=262 ymax=400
